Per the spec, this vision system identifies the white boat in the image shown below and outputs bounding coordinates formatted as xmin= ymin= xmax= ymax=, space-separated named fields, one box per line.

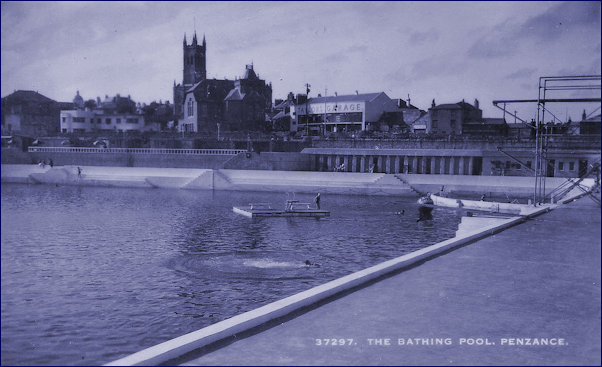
xmin=430 ymin=193 xmax=525 ymax=215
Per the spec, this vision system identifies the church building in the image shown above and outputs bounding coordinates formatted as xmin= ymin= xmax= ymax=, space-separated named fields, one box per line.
xmin=173 ymin=32 xmax=272 ymax=133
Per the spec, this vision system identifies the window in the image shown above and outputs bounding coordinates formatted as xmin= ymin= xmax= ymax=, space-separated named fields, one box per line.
xmin=116 ymin=118 xmax=122 ymax=124
xmin=97 ymin=118 xmax=101 ymax=124
xmin=505 ymin=161 xmax=511 ymax=169
xmin=73 ymin=117 xmax=85 ymax=123
xmin=126 ymin=118 xmax=138 ymax=124
xmin=450 ymin=120 xmax=456 ymax=130
xmin=558 ymin=161 xmax=564 ymax=171
xmin=526 ymin=161 xmax=532 ymax=169
xmin=431 ymin=120 xmax=438 ymax=129
xmin=569 ymin=162 xmax=575 ymax=171
xmin=106 ymin=118 xmax=111 ymax=124
xmin=62 ymin=117 xmax=66 ymax=122
xmin=187 ymin=100 xmax=194 ymax=117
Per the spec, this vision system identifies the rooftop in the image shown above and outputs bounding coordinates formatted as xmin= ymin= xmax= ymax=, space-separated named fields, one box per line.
xmin=308 ymin=92 xmax=386 ymax=104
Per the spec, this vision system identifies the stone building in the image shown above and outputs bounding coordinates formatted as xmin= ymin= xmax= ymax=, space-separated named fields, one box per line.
xmin=428 ymin=99 xmax=483 ymax=135
xmin=578 ymin=112 xmax=601 ymax=135
xmin=1 ymin=90 xmax=64 ymax=136
xmin=173 ymin=33 xmax=272 ymax=133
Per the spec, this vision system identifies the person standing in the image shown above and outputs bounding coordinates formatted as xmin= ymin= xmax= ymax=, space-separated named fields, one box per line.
xmin=314 ymin=193 xmax=321 ymax=209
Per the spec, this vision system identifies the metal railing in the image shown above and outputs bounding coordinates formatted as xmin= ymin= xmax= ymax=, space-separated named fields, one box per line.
xmin=28 ymin=147 xmax=247 ymax=155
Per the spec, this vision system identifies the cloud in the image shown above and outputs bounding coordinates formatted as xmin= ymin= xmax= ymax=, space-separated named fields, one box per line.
xmin=506 ymin=68 xmax=537 ymax=80
xmin=409 ymin=30 xmax=439 ymax=44
xmin=410 ymin=55 xmax=465 ymax=80
xmin=320 ymin=45 xmax=368 ymax=65
xmin=557 ymin=57 xmax=602 ymax=76
xmin=519 ymin=1 xmax=600 ymax=41
xmin=467 ymin=1 xmax=601 ymax=59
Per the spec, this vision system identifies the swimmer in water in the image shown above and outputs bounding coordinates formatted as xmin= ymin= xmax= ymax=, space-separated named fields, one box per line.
xmin=305 ymin=260 xmax=320 ymax=268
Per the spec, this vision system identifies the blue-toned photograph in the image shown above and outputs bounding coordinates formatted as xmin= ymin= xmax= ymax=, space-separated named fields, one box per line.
xmin=1 ymin=1 xmax=600 ymax=365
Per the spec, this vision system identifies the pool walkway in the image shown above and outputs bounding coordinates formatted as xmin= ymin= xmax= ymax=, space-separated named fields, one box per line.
xmin=180 ymin=193 xmax=601 ymax=366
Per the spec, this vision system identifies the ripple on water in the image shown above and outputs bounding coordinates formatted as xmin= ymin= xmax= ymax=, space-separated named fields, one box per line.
xmin=1 ymin=184 xmax=461 ymax=365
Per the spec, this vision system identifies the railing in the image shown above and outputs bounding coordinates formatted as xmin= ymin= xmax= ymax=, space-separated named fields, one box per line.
xmin=28 ymin=147 xmax=247 ymax=155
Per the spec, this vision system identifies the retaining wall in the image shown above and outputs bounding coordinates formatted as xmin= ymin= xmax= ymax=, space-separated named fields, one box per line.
xmin=26 ymin=151 xmax=236 ymax=169
xmin=2 ymin=164 xmax=592 ymax=199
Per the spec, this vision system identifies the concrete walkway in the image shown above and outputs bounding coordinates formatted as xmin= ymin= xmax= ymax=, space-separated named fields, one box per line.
xmin=181 ymin=195 xmax=601 ymax=366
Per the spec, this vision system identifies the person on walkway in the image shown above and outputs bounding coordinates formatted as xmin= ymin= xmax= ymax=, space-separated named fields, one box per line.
xmin=77 ymin=166 xmax=82 ymax=178
xmin=314 ymin=193 xmax=321 ymax=209
xmin=49 ymin=159 xmax=54 ymax=168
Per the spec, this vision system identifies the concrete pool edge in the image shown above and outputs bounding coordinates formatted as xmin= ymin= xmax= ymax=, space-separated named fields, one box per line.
xmin=104 ymin=204 xmax=556 ymax=366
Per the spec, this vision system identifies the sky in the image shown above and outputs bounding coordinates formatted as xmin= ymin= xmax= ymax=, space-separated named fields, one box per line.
xmin=1 ymin=1 xmax=600 ymax=122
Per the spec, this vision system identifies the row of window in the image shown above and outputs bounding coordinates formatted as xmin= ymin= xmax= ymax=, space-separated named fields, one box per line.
xmin=62 ymin=117 xmax=140 ymax=124
xmin=558 ymin=161 xmax=575 ymax=171
xmin=497 ymin=160 xmax=576 ymax=171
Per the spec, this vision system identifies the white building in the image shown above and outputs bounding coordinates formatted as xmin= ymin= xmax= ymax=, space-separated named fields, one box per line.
xmin=60 ymin=109 xmax=146 ymax=133
xmin=294 ymin=92 xmax=400 ymax=134
xmin=59 ymin=91 xmax=151 ymax=133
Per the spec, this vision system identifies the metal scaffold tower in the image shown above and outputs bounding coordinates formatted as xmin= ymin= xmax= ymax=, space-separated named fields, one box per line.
xmin=493 ymin=75 xmax=601 ymax=206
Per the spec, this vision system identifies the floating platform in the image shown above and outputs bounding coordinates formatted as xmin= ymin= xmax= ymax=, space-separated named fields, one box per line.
xmin=233 ymin=201 xmax=330 ymax=218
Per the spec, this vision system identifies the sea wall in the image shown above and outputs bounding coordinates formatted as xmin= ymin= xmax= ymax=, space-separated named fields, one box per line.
xmin=2 ymin=148 xmax=312 ymax=171
xmin=26 ymin=150 xmax=236 ymax=169
xmin=2 ymin=164 xmax=592 ymax=199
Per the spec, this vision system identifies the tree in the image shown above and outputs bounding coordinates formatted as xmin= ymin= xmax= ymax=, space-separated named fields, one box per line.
xmin=84 ymin=99 xmax=97 ymax=109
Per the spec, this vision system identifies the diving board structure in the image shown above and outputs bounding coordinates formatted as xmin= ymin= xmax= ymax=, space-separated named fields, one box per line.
xmin=233 ymin=200 xmax=330 ymax=218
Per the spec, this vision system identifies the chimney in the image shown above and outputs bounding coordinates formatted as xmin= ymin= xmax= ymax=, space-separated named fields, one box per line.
xmin=474 ymin=98 xmax=479 ymax=109
xmin=355 ymin=90 xmax=359 ymax=95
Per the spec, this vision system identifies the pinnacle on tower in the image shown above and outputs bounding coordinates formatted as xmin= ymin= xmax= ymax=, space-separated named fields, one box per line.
xmin=183 ymin=33 xmax=187 ymax=45
xmin=202 ymin=34 xmax=206 ymax=46
xmin=193 ymin=32 xmax=197 ymax=45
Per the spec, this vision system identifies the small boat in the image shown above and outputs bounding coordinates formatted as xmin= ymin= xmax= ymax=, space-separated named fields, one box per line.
xmin=430 ymin=193 xmax=524 ymax=215
xmin=233 ymin=200 xmax=330 ymax=218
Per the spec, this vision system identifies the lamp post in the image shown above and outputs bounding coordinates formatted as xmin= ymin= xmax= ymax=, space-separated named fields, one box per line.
xmin=323 ymin=88 xmax=327 ymax=137
xmin=305 ymin=83 xmax=311 ymax=136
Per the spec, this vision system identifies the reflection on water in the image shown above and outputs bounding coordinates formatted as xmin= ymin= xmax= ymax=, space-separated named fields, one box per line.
xmin=1 ymin=184 xmax=461 ymax=365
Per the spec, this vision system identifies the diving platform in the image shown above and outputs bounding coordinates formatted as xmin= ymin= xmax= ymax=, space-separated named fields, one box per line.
xmin=233 ymin=200 xmax=330 ymax=218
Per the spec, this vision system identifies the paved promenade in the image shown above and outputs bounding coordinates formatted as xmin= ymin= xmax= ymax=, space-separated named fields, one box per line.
xmin=181 ymin=194 xmax=601 ymax=366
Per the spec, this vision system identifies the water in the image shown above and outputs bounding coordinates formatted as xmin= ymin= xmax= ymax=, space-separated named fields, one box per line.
xmin=1 ymin=184 xmax=461 ymax=365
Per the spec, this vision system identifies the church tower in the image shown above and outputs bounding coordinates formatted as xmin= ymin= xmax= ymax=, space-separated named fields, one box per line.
xmin=174 ymin=32 xmax=207 ymax=120
xmin=182 ymin=32 xmax=206 ymax=86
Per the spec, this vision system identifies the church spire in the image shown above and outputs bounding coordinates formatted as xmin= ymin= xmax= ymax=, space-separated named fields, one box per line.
xmin=202 ymin=33 xmax=206 ymax=46
xmin=192 ymin=31 xmax=197 ymax=45
xmin=183 ymin=33 xmax=187 ymax=45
